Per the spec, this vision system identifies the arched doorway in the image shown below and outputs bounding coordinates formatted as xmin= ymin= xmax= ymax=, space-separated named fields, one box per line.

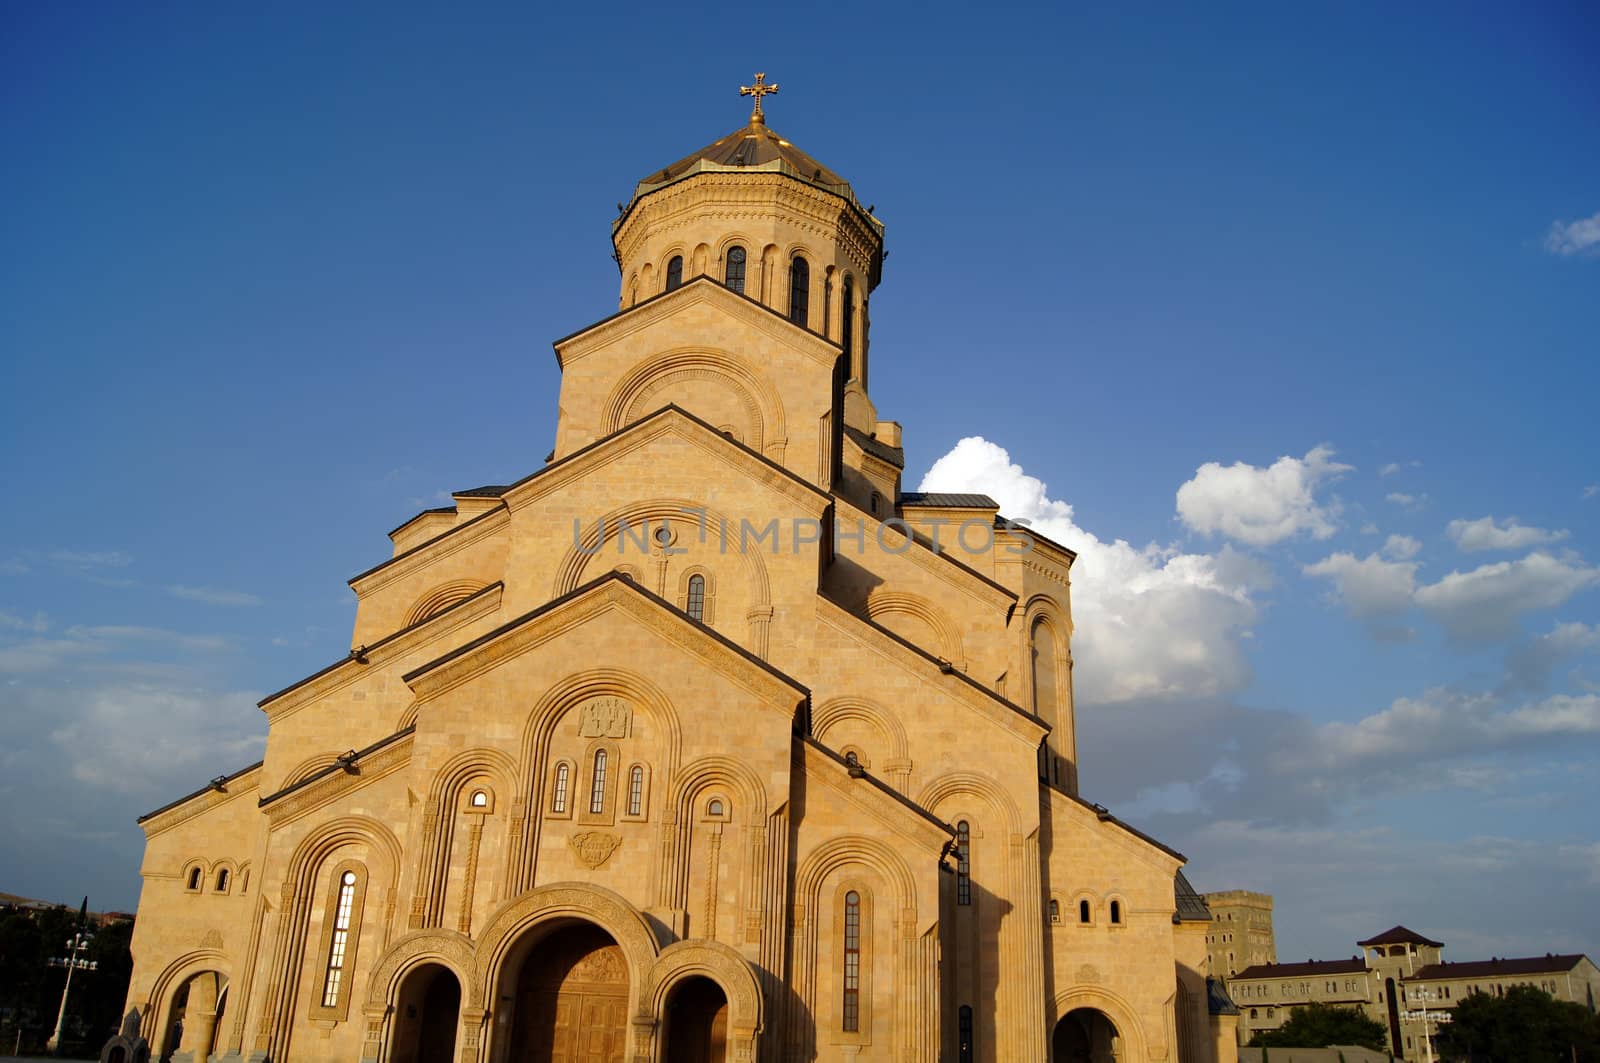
xmin=507 ymin=923 xmax=628 ymax=1062
xmin=1052 ymin=1007 xmax=1120 ymax=1063
xmin=160 ymin=971 xmax=227 ymax=1062
xmin=662 ymin=976 xmax=728 ymax=1063
xmin=392 ymin=963 xmax=460 ymax=1063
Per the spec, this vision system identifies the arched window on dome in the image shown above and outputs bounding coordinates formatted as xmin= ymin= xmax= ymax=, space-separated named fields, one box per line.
xmin=841 ymin=275 xmax=855 ymax=376
xmin=724 ymin=246 xmax=746 ymax=294
xmin=788 ymin=257 xmax=809 ymax=327
xmin=665 ymin=255 xmax=684 ymax=292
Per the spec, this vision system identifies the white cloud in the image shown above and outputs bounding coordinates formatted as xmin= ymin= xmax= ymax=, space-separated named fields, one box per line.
xmin=1304 ymin=551 xmax=1418 ymax=618
xmin=48 ymin=550 xmax=132 ymax=568
xmin=169 ymin=585 xmax=263 ymax=607
xmin=1385 ymin=491 xmax=1428 ymax=509
xmin=1382 ymin=535 xmax=1421 ymax=561
xmin=1583 ymin=484 xmax=1599 ymax=500
xmin=1544 ymin=211 xmax=1600 ymax=256
xmin=1505 ymin=621 xmax=1600 ymax=693
xmin=0 ymin=624 xmax=229 ymax=674
xmin=1175 ymin=445 xmax=1352 ymax=546
xmin=1447 ymin=515 xmax=1569 ymax=553
xmin=1307 ymin=688 xmax=1600 ymax=769
xmin=1378 ymin=460 xmax=1420 ymax=478
xmin=1415 ymin=552 xmax=1600 ymax=641
xmin=0 ymin=610 xmax=49 ymax=633
xmin=920 ymin=437 xmax=1267 ymax=702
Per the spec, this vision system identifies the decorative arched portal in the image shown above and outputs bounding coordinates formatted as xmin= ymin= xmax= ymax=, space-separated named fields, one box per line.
xmin=391 ymin=962 xmax=461 ymax=1063
xmin=161 ymin=970 xmax=228 ymax=1062
xmin=661 ymin=975 xmax=728 ymax=1063
xmin=1051 ymin=1007 xmax=1120 ymax=1063
xmin=502 ymin=922 xmax=629 ymax=1062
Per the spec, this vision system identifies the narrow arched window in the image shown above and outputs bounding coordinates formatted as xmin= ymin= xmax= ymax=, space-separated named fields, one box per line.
xmin=841 ymin=275 xmax=855 ymax=376
xmin=955 ymin=820 xmax=971 ymax=906
xmin=724 ymin=246 xmax=746 ymax=294
xmin=842 ymin=890 xmax=861 ymax=1031
xmin=1049 ymin=899 xmax=1060 ymax=924
xmin=239 ymin=868 xmax=250 ymax=894
xmin=589 ymin=750 xmax=608 ymax=814
xmin=958 ymin=1004 xmax=974 ymax=1063
xmin=627 ymin=765 xmax=644 ymax=816
xmin=321 ymin=870 xmax=358 ymax=1007
xmin=215 ymin=868 xmax=229 ymax=892
xmin=552 ymin=762 xmax=570 ymax=813
xmin=665 ymin=255 xmax=684 ymax=292
xmin=788 ymin=257 xmax=809 ymax=326
xmin=1110 ymin=899 xmax=1122 ymax=924
xmin=186 ymin=867 xmax=201 ymax=891
xmin=1079 ymin=899 xmax=1091 ymax=924
xmin=686 ymin=574 xmax=706 ymax=622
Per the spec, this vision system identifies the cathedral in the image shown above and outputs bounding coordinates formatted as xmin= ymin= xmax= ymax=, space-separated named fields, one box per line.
xmin=121 ymin=78 xmax=1238 ymax=1063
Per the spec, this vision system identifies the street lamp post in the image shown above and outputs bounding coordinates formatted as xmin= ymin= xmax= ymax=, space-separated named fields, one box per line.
xmin=45 ymin=920 xmax=97 ymax=1055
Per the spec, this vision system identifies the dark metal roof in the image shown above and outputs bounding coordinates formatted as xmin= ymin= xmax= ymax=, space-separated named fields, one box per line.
xmin=1358 ymin=925 xmax=1445 ymax=948
xmin=1174 ymin=870 xmax=1211 ymax=922
xmin=843 ymin=426 xmax=904 ymax=469
xmin=1233 ymin=958 xmax=1369 ymax=980
xmin=1206 ymin=977 xmax=1240 ymax=1016
xmin=627 ymin=121 xmax=873 ymax=218
xmin=900 ymin=492 xmax=999 ymax=509
xmin=454 ymin=485 xmax=509 ymax=498
xmin=257 ymin=726 xmax=416 ymax=807
xmin=1406 ymin=955 xmax=1589 ymax=981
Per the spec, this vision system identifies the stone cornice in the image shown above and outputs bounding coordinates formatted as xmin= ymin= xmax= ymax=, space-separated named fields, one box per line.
xmin=555 ymin=276 xmax=840 ymax=371
xmin=833 ymin=495 xmax=1017 ymax=613
xmin=796 ymin=740 xmax=952 ymax=851
xmin=140 ymin=764 xmax=263 ymax=839
xmin=1043 ymin=786 xmax=1185 ymax=872
xmin=405 ymin=574 xmax=808 ymax=713
xmin=348 ymin=503 xmax=510 ymax=598
xmin=503 ymin=405 xmax=831 ymax=518
xmin=260 ymin=731 xmax=415 ymax=828
xmin=613 ymin=172 xmax=881 ymax=282
xmin=815 ymin=596 xmax=1047 ymax=748
xmin=260 ymin=583 xmax=504 ymax=725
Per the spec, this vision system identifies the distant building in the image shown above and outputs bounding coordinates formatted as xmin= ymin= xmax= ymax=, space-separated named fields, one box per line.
xmin=1229 ymin=924 xmax=1600 ymax=1058
xmin=1202 ymin=891 xmax=1276 ymax=980
xmin=0 ymin=890 xmax=133 ymax=927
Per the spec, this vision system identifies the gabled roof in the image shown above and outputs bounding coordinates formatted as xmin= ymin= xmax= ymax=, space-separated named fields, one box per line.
xmin=137 ymin=759 xmax=263 ymax=825
xmin=1405 ymin=954 xmax=1590 ymax=981
xmin=1174 ymin=870 xmax=1211 ymax=922
xmin=552 ymin=274 xmax=841 ymax=363
xmin=844 ymin=426 xmax=904 ymax=469
xmin=900 ymin=492 xmax=998 ymax=509
xmin=402 ymin=571 xmax=809 ymax=708
xmin=1207 ymin=977 xmax=1240 ymax=1016
xmin=1358 ymin=925 xmax=1444 ymax=948
xmin=1233 ymin=958 xmax=1369 ymax=980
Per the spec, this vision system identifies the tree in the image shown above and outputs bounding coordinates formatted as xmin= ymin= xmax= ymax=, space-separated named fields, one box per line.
xmin=1435 ymin=985 xmax=1600 ymax=1063
xmin=1248 ymin=1001 xmax=1389 ymax=1050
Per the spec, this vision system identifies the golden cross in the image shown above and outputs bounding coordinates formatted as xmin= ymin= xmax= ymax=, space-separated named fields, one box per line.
xmin=739 ymin=72 xmax=779 ymax=125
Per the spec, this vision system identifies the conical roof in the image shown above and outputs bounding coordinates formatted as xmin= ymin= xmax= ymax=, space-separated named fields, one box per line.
xmin=623 ymin=119 xmax=877 ymax=228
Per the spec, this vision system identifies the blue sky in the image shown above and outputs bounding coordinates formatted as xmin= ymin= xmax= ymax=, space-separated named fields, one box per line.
xmin=2 ymin=2 xmax=1597 ymax=963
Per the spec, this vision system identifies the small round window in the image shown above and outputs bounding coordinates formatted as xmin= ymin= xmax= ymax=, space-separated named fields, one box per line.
xmin=470 ymin=790 xmax=488 ymax=808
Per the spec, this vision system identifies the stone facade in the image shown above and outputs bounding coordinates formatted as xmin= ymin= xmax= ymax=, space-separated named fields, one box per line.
xmin=1230 ymin=925 xmax=1599 ymax=1058
xmin=1200 ymin=892 xmax=1275 ymax=982
xmin=119 ymin=99 xmax=1238 ymax=1063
